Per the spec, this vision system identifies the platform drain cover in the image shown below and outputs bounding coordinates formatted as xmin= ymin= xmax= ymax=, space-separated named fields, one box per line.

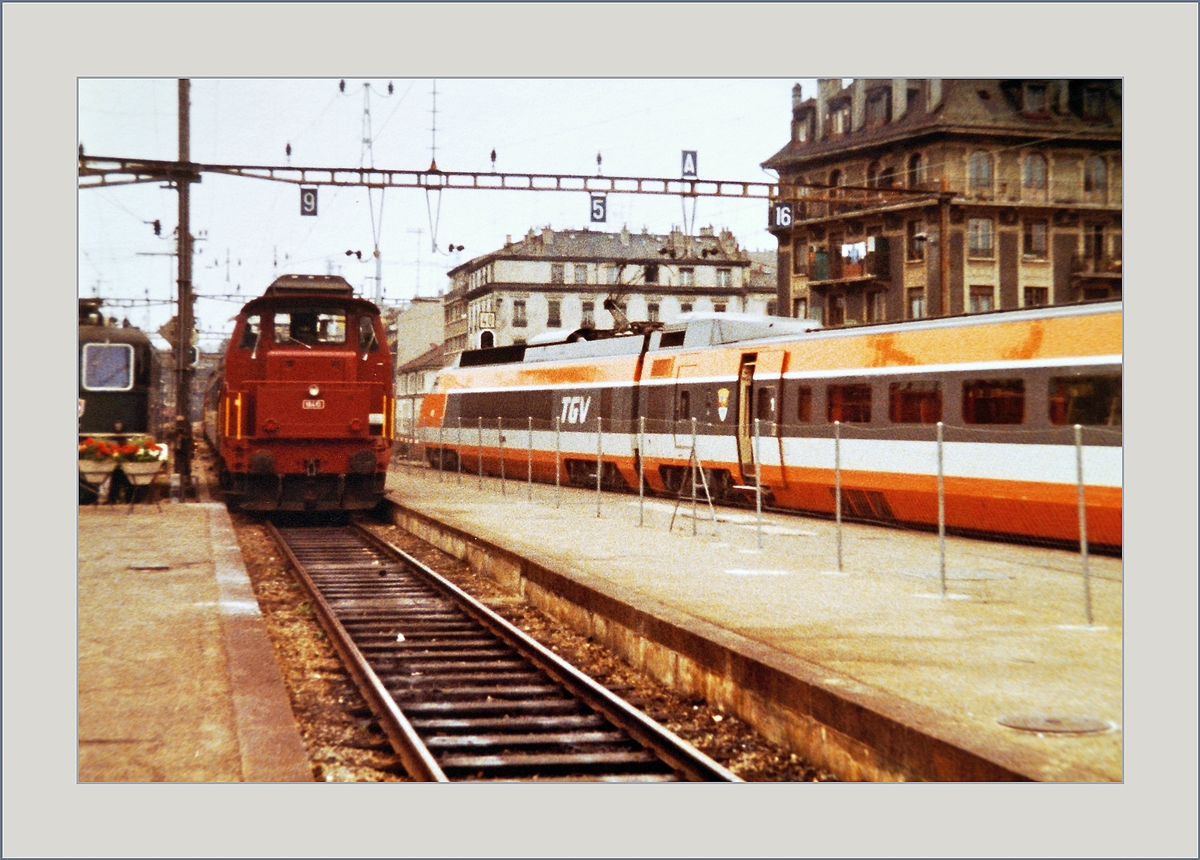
xmin=997 ymin=714 xmax=1110 ymax=734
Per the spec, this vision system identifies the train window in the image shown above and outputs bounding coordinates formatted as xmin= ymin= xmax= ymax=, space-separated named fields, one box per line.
xmin=1049 ymin=375 xmax=1121 ymax=426
xmin=82 ymin=343 xmax=134 ymax=391
xmin=676 ymin=390 xmax=691 ymax=421
xmin=796 ymin=386 xmax=812 ymax=423
xmin=755 ymin=386 xmax=777 ymax=422
xmin=963 ymin=379 xmax=1025 ymax=424
xmin=889 ymin=381 xmax=942 ymax=423
xmin=358 ymin=317 xmax=380 ymax=352
xmin=239 ymin=314 xmax=260 ymax=349
xmin=827 ymin=384 xmax=872 ymax=423
xmin=274 ymin=307 xmax=346 ymax=346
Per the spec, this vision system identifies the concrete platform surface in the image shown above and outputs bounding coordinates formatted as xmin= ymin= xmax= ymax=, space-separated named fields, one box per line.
xmin=77 ymin=499 xmax=311 ymax=782
xmin=385 ymin=463 xmax=1122 ymax=782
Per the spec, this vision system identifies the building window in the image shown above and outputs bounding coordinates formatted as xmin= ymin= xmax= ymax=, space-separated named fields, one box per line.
xmin=1084 ymin=156 xmax=1107 ymax=195
xmin=479 ymin=330 xmax=495 ymax=349
xmin=827 ymin=295 xmax=845 ymax=327
xmin=606 ymin=265 xmax=620 ymax=285
xmin=968 ymin=151 xmax=994 ymax=194
xmin=679 ymin=267 xmax=694 ymax=287
xmin=831 ymin=105 xmax=850 ymax=136
xmin=766 ymin=300 xmax=777 ymax=316
xmin=908 ymin=288 xmax=925 ymax=319
xmin=713 ymin=301 xmax=727 ymax=313
xmin=794 ymin=297 xmax=807 ymax=319
xmin=581 ymin=301 xmax=595 ymax=328
xmin=1082 ymin=87 xmax=1107 ymax=121
xmin=647 ymin=302 xmax=659 ymax=322
xmin=889 ymin=381 xmax=942 ymax=424
xmin=1023 ymin=82 xmax=1047 ymax=113
xmin=716 ymin=268 xmax=732 ymax=289
xmin=907 ymin=153 xmax=926 ymax=188
xmin=1023 ymin=220 xmax=1048 ymax=258
xmin=969 ymin=285 xmax=995 ymax=313
xmin=866 ymin=91 xmax=890 ymax=127
xmin=907 ymin=219 xmax=925 ymax=261
xmin=879 ymin=166 xmax=896 ymax=188
xmin=550 ymin=263 xmax=565 ymax=284
xmin=827 ymin=384 xmax=872 ymax=423
xmin=643 ymin=264 xmax=659 ymax=284
xmin=867 ymin=161 xmax=881 ymax=187
xmin=512 ymin=300 xmax=527 ymax=328
xmin=866 ymin=292 xmax=886 ymax=323
xmin=963 ymin=379 xmax=1025 ymax=425
xmin=968 ymin=218 xmax=995 ymax=257
xmin=1024 ymin=287 xmax=1048 ymax=307
xmin=680 ymin=301 xmax=693 ymax=314
xmin=1023 ymin=153 xmax=1047 ymax=190
xmin=547 ymin=299 xmax=562 ymax=328
xmin=573 ymin=263 xmax=587 ymax=284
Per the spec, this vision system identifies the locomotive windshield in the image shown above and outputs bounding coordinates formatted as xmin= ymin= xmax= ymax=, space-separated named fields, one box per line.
xmin=273 ymin=307 xmax=346 ymax=346
xmin=81 ymin=343 xmax=134 ymax=391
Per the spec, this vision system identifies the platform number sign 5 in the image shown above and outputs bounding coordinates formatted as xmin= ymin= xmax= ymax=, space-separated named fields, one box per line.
xmin=771 ymin=201 xmax=793 ymax=229
xmin=301 ymin=187 xmax=318 ymax=217
xmin=590 ymin=194 xmax=607 ymax=223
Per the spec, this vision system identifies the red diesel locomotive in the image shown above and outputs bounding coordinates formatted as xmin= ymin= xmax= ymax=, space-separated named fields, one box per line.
xmin=203 ymin=275 xmax=395 ymax=511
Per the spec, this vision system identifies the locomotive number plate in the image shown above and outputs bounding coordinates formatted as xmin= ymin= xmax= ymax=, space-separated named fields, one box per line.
xmin=302 ymin=399 xmax=325 ymax=410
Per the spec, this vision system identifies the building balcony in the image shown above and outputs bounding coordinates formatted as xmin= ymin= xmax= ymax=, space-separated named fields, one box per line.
xmin=804 ymin=238 xmax=891 ymax=288
xmin=1071 ymin=252 xmax=1122 ymax=279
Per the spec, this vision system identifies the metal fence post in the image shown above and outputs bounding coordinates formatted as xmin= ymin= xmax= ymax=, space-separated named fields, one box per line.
xmin=527 ymin=416 xmax=533 ymax=502
xmin=1076 ymin=424 xmax=1093 ymax=625
xmin=937 ymin=421 xmax=946 ymax=596
xmin=498 ymin=416 xmax=505 ymax=495
xmin=638 ymin=414 xmax=646 ymax=527
xmin=457 ymin=416 xmax=463 ymax=484
xmin=437 ymin=424 xmax=444 ymax=483
xmin=691 ymin=417 xmax=699 ymax=536
xmin=595 ymin=415 xmax=603 ymax=518
xmin=834 ymin=420 xmax=843 ymax=572
xmin=477 ymin=416 xmax=483 ymax=490
xmin=754 ymin=417 xmax=763 ymax=550
xmin=555 ymin=416 xmax=562 ymax=508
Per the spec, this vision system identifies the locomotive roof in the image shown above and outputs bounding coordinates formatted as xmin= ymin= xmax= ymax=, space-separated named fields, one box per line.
xmin=263 ymin=274 xmax=354 ymax=296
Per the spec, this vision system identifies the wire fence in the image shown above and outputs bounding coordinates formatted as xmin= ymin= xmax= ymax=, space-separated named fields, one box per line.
xmin=400 ymin=413 xmax=1120 ymax=624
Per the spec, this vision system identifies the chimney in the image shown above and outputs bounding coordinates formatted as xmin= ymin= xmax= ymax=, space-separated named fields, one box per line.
xmin=620 ymin=225 xmax=631 ymax=246
xmin=892 ymin=78 xmax=908 ymax=120
xmin=816 ymin=78 xmax=839 ymax=138
xmin=542 ymin=226 xmax=554 ymax=244
xmin=851 ymin=79 xmax=866 ymax=132
xmin=926 ymin=78 xmax=943 ymax=112
xmin=505 ymin=235 xmax=512 ymax=247
xmin=792 ymin=82 xmax=804 ymax=110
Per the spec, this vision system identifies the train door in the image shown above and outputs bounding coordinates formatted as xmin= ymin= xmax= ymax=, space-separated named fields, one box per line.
xmin=736 ymin=351 xmax=787 ymax=487
xmin=672 ymin=364 xmax=697 ymax=447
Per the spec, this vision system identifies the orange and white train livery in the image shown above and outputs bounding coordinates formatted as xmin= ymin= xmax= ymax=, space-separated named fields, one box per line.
xmin=419 ymin=301 xmax=1121 ymax=551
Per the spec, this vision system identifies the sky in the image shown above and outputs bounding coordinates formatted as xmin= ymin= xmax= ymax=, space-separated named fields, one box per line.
xmin=79 ymin=77 xmax=816 ymax=351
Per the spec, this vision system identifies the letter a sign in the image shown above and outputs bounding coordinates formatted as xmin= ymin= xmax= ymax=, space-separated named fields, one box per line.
xmin=681 ymin=151 xmax=698 ymax=178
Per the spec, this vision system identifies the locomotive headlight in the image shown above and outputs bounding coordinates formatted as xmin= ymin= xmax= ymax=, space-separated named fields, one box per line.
xmin=308 ymin=385 xmax=320 ymax=397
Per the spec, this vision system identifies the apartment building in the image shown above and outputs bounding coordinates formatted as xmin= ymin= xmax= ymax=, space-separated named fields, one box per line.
xmin=762 ymin=78 xmax=1122 ymax=324
xmin=442 ymin=225 xmax=775 ymax=362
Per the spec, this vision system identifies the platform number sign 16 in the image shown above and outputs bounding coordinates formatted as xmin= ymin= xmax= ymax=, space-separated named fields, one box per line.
xmin=300 ymin=187 xmax=318 ymax=217
xmin=590 ymin=194 xmax=607 ymax=223
xmin=771 ymin=200 xmax=793 ymax=229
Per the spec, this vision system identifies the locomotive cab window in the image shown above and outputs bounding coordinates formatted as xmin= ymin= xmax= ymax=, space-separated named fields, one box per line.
xmin=358 ymin=316 xmax=381 ymax=352
xmin=889 ymin=381 xmax=942 ymax=423
xmin=1049 ymin=375 xmax=1121 ymax=426
xmin=274 ymin=308 xmax=347 ymax=346
xmin=238 ymin=314 xmax=261 ymax=349
xmin=963 ymin=379 xmax=1025 ymax=424
xmin=82 ymin=343 xmax=134 ymax=391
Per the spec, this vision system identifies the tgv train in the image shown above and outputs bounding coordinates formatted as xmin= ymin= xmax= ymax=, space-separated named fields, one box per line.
xmin=203 ymin=275 xmax=395 ymax=511
xmin=417 ymin=301 xmax=1122 ymax=550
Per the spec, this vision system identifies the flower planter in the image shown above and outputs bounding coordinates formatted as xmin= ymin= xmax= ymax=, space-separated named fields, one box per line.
xmin=120 ymin=461 xmax=163 ymax=486
xmin=78 ymin=459 xmax=117 ymax=482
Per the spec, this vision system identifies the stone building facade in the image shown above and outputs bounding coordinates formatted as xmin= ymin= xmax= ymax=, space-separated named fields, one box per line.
xmin=442 ymin=225 xmax=776 ymax=362
xmin=762 ymin=78 xmax=1122 ymax=324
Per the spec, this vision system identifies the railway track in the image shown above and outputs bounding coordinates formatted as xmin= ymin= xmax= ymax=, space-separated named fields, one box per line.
xmin=268 ymin=521 xmax=741 ymax=782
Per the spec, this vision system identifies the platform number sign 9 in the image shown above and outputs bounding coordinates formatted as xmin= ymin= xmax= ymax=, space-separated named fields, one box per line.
xmin=771 ymin=200 xmax=793 ymax=229
xmin=300 ymin=187 xmax=318 ymax=217
xmin=590 ymin=194 xmax=607 ymax=223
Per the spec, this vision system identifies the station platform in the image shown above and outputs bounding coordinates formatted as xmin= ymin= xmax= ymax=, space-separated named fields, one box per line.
xmin=77 ymin=486 xmax=311 ymax=782
xmin=383 ymin=462 xmax=1123 ymax=782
